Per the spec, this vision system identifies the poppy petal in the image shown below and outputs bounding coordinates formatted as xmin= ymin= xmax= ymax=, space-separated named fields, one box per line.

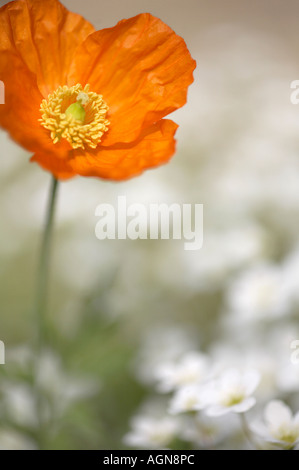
xmin=0 ymin=55 xmax=73 ymax=157
xmin=32 ymin=119 xmax=178 ymax=180
xmin=0 ymin=0 xmax=95 ymax=97
xmin=30 ymin=151 xmax=76 ymax=180
xmin=69 ymin=13 xmax=196 ymax=146
xmin=69 ymin=119 xmax=178 ymax=180
xmin=0 ymin=0 xmax=95 ymax=156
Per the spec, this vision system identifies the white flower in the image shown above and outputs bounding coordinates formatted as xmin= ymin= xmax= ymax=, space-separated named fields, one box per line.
xmin=169 ymin=384 xmax=208 ymax=415
xmin=124 ymin=415 xmax=179 ymax=449
xmin=211 ymin=343 xmax=280 ymax=402
xmin=205 ymin=369 xmax=260 ymax=417
xmin=155 ymin=351 xmax=210 ymax=393
xmin=227 ymin=264 xmax=289 ymax=322
xmin=257 ymin=400 xmax=299 ymax=449
xmin=179 ymin=413 xmax=239 ymax=448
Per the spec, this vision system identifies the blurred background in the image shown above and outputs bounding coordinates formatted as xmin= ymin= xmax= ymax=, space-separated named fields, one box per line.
xmin=0 ymin=0 xmax=299 ymax=450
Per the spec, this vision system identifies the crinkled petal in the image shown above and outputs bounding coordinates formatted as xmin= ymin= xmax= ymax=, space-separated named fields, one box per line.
xmin=66 ymin=119 xmax=178 ymax=180
xmin=0 ymin=58 xmax=72 ymax=158
xmin=0 ymin=0 xmax=94 ymax=156
xmin=69 ymin=13 xmax=196 ymax=146
xmin=0 ymin=0 xmax=95 ymax=97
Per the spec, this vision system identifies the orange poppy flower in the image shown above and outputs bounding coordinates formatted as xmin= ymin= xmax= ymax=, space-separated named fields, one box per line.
xmin=0 ymin=0 xmax=196 ymax=180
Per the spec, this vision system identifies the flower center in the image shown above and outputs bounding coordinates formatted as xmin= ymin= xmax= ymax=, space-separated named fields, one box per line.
xmin=272 ymin=425 xmax=299 ymax=445
xmin=221 ymin=390 xmax=245 ymax=407
xmin=39 ymin=84 xmax=109 ymax=149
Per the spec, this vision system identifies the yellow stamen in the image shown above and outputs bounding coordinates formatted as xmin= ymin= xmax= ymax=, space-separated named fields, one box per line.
xmin=39 ymin=84 xmax=109 ymax=149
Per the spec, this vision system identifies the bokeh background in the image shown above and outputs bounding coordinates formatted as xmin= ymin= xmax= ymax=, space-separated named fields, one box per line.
xmin=0 ymin=0 xmax=299 ymax=450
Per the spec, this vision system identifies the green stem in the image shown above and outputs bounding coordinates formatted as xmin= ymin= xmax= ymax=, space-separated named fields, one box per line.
xmin=35 ymin=176 xmax=58 ymax=348
xmin=34 ymin=176 xmax=59 ymax=449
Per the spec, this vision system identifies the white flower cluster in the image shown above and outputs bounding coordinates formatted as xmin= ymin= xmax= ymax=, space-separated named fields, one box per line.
xmin=121 ymin=35 xmax=299 ymax=450
xmin=124 ymin=327 xmax=299 ymax=450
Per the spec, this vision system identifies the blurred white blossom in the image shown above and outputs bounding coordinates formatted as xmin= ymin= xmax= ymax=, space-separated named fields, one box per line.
xmin=179 ymin=413 xmax=239 ymax=449
xmin=124 ymin=414 xmax=179 ymax=449
xmin=169 ymin=384 xmax=208 ymax=415
xmin=226 ymin=264 xmax=290 ymax=322
xmin=205 ymin=369 xmax=260 ymax=417
xmin=255 ymin=400 xmax=299 ymax=449
xmin=155 ymin=352 xmax=210 ymax=393
xmin=211 ymin=345 xmax=279 ymax=401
